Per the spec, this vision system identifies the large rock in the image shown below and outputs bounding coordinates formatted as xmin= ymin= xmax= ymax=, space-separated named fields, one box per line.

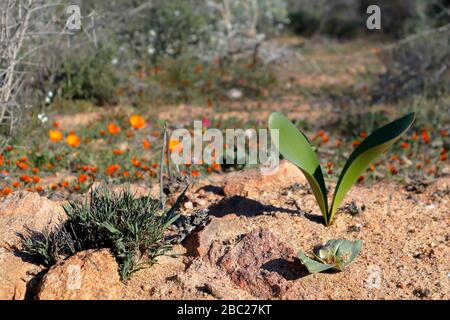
xmin=0 ymin=248 xmax=43 ymax=300
xmin=36 ymin=249 xmax=123 ymax=300
xmin=0 ymin=191 xmax=65 ymax=248
xmin=0 ymin=192 xmax=65 ymax=300
xmin=208 ymin=228 xmax=306 ymax=299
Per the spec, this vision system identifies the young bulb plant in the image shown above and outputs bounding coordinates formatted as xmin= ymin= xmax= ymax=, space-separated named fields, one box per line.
xmin=269 ymin=112 xmax=416 ymax=226
xmin=298 ymin=239 xmax=363 ymax=273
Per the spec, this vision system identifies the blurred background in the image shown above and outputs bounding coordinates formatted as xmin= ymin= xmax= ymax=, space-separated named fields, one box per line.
xmin=0 ymin=0 xmax=448 ymax=194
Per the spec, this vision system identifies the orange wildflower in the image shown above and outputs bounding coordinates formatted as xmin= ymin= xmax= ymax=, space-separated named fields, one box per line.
xmin=352 ymin=140 xmax=361 ymax=148
xmin=66 ymin=133 xmax=81 ymax=147
xmin=360 ymin=131 xmax=367 ymax=138
xmin=78 ymin=174 xmax=88 ymax=183
xmin=49 ymin=130 xmax=63 ymax=142
xmin=357 ymin=176 xmax=364 ymax=183
xmin=135 ymin=171 xmax=144 ymax=179
xmin=412 ymin=132 xmax=418 ymax=141
xmin=73 ymin=185 xmax=81 ymax=191
xmin=5 ymin=146 xmax=13 ymax=152
xmin=129 ymin=115 xmax=146 ymax=130
xmin=32 ymin=167 xmax=39 ymax=174
xmin=35 ymin=186 xmax=43 ymax=192
xmin=2 ymin=187 xmax=12 ymax=196
xmin=131 ymin=157 xmax=141 ymax=167
xmin=32 ymin=176 xmax=40 ymax=183
xmin=211 ymin=162 xmax=220 ymax=171
xmin=113 ymin=149 xmax=125 ymax=155
xmin=60 ymin=181 xmax=69 ymax=188
xmin=107 ymin=123 xmax=121 ymax=135
xmin=191 ymin=170 xmax=200 ymax=178
xmin=16 ymin=161 xmax=29 ymax=170
xmin=90 ymin=167 xmax=98 ymax=173
xmin=143 ymin=139 xmax=152 ymax=149
xmin=321 ymin=134 xmax=329 ymax=143
xmin=169 ymin=138 xmax=182 ymax=153
xmin=421 ymin=129 xmax=430 ymax=144
xmin=106 ymin=164 xmax=121 ymax=175
xmin=20 ymin=175 xmax=30 ymax=183
xmin=12 ymin=181 xmax=20 ymax=187
xmin=440 ymin=154 xmax=447 ymax=161
xmin=369 ymin=165 xmax=376 ymax=171
xmin=400 ymin=141 xmax=410 ymax=149
xmin=440 ymin=130 xmax=449 ymax=137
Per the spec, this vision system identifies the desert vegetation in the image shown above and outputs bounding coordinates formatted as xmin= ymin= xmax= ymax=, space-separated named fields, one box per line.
xmin=0 ymin=0 xmax=448 ymax=301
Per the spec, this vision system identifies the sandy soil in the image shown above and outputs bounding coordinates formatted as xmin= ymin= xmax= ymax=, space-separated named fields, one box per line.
xmin=120 ymin=162 xmax=449 ymax=300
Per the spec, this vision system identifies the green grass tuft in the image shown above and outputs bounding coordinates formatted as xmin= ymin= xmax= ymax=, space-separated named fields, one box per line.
xmin=20 ymin=186 xmax=185 ymax=279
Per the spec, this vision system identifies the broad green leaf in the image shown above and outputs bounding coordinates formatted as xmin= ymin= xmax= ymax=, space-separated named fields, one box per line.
xmin=329 ymin=113 xmax=415 ymax=224
xmin=298 ymin=251 xmax=334 ymax=273
xmin=269 ymin=112 xmax=329 ymax=223
xmin=299 ymin=239 xmax=363 ymax=273
xmin=336 ymin=239 xmax=363 ymax=267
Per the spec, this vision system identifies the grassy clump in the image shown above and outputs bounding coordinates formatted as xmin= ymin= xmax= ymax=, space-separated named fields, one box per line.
xmin=21 ymin=186 xmax=184 ymax=279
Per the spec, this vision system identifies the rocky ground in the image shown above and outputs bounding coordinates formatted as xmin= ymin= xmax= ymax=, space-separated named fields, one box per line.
xmin=1 ymin=161 xmax=448 ymax=300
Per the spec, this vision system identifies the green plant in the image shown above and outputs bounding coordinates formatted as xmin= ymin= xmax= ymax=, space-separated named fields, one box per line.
xmin=298 ymin=239 xmax=362 ymax=273
xmin=58 ymin=46 xmax=119 ymax=106
xmin=269 ymin=112 xmax=416 ymax=226
xmin=21 ymin=186 xmax=186 ymax=279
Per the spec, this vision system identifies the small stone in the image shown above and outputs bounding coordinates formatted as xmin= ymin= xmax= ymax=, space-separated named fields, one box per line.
xmin=413 ymin=288 xmax=431 ymax=299
xmin=184 ymin=201 xmax=194 ymax=210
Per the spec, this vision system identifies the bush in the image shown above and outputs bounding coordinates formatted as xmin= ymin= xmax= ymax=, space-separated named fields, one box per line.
xmin=373 ymin=27 xmax=450 ymax=102
xmin=56 ymin=46 xmax=119 ymax=106
xmin=21 ymin=186 xmax=185 ymax=279
xmin=287 ymin=0 xmax=362 ymax=38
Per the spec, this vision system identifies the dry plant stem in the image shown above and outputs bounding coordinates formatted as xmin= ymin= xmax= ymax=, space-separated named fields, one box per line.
xmin=160 ymin=125 xmax=168 ymax=210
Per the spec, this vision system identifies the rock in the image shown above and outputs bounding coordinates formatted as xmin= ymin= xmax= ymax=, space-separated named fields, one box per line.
xmin=0 ymin=192 xmax=65 ymax=300
xmin=36 ymin=249 xmax=123 ymax=300
xmin=0 ymin=191 xmax=65 ymax=249
xmin=222 ymin=160 xmax=306 ymax=198
xmin=209 ymin=228 xmax=304 ymax=299
xmin=184 ymin=201 xmax=194 ymax=210
xmin=183 ymin=216 xmax=240 ymax=257
xmin=204 ymin=282 xmax=235 ymax=300
xmin=0 ymin=248 xmax=43 ymax=300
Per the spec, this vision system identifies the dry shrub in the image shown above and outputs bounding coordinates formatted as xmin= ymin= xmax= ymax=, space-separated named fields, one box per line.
xmin=373 ymin=25 xmax=450 ymax=102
